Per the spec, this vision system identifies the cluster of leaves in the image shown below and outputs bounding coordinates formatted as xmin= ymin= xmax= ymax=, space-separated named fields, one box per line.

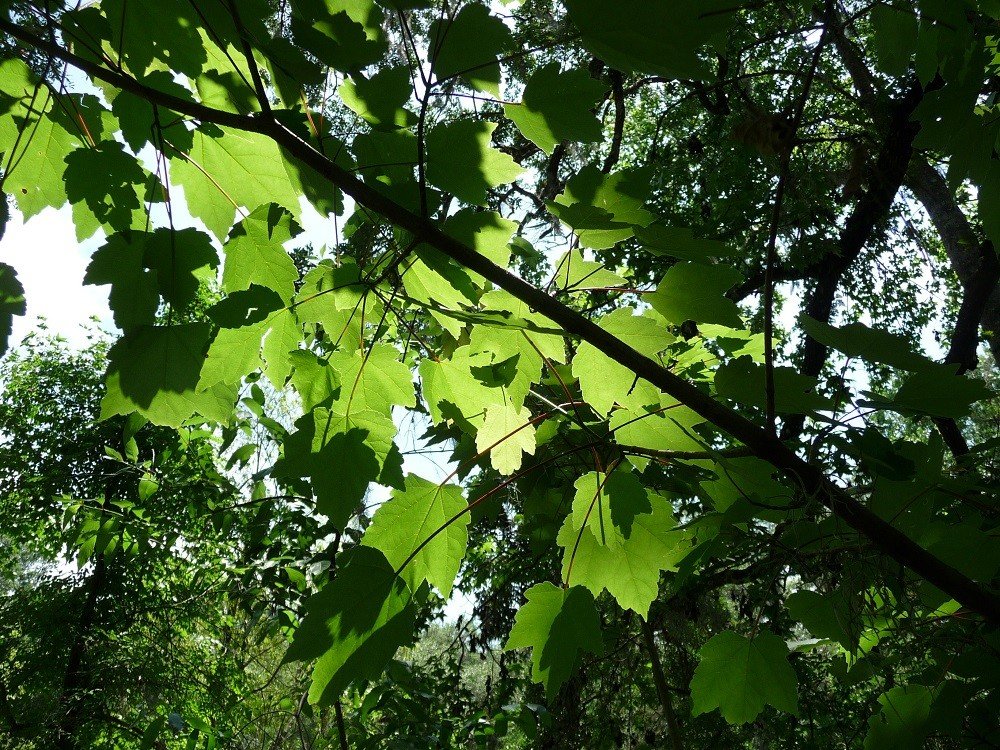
xmin=0 ymin=0 xmax=999 ymax=747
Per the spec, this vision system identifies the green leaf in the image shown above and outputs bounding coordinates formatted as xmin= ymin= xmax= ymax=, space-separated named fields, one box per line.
xmin=261 ymin=310 xmax=302 ymax=388
xmin=557 ymin=477 xmax=683 ymax=617
xmin=798 ymin=315 xmax=933 ymax=371
xmin=429 ymin=3 xmax=512 ymax=95
xmin=610 ymin=395 xmax=709 ymax=457
xmin=562 ymin=0 xmax=733 ymax=79
xmin=505 ymin=583 xmax=603 ymax=699
xmin=551 ymin=250 xmax=626 ymax=291
xmin=473 ymin=289 xmax=566 ymax=362
xmin=872 ymin=5 xmax=919 ymax=77
xmin=200 ymin=286 xmax=288 ymax=389
xmin=443 ymin=209 xmax=517 ymax=271
xmin=550 ymin=165 xmax=654 ymax=249
xmin=340 ymin=67 xmax=417 ymax=130
xmin=475 ymin=402 xmax=536 ymax=475
xmin=195 ymin=70 xmax=260 ymax=116
xmin=86 ymin=230 xmax=217 ymax=330
xmin=5 ymin=91 xmax=79 ymax=220
xmin=64 ymin=141 xmax=161 ymax=240
xmin=312 ymin=429 xmax=388 ymax=524
xmin=329 ymin=343 xmax=416 ymax=416
xmin=786 ymin=590 xmax=858 ymax=651
xmin=141 ymin=228 xmax=219 ymax=309
xmin=698 ymin=456 xmax=796 ymax=515
xmin=363 ymin=474 xmax=469 ymax=596
xmin=635 ymin=225 xmax=736 ymax=261
xmin=864 ymin=685 xmax=936 ymax=750
xmin=200 ymin=322 xmax=268 ymax=389
xmin=139 ymin=717 xmax=166 ymax=750
xmin=265 ymin=37 xmax=327 ymax=109
xmin=572 ymin=309 xmax=674 ymax=415
xmin=884 ymin=364 xmax=991 ymax=418
xmin=278 ymin=406 xmax=401 ymax=527
xmin=402 ymin=251 xmax=479 ymax=338
xmin=308 ymin=407 xmax=399 ymax=476
xmin=289 ymin=350 xmax=342 ymax=411
xmin=100 ymin=0 xmax=207 ymax=77
xmin=102 ymin=324 xmax=236 ymax=427
xmin=352 ymin=129 xmax=418 ymax=202
xmin=466 ymin=292 xmax=565 ymax=406
xmin=223 ymin=204 xmax=302 ymax=302
xmin=293 ymin=259 xmax=368 ymax=348
xmin=649 ymin=262 xmax=742 ymax=327
xmin=570 ymin=470 xmax=651 ymax=540
xmin=290 ymin=0 xmax=388 ymax=71
xmin=285 ymin=546 xmax=416 ymax=705
xmin=0 ymin=262 xmax=25 ymax=357
xmin=138 ymin=474 xmax=159 ymax=501
xmin=170 ymin=124 xmax=306 ymax=241
xmin=690 ymin=631 xmax=798 ymax=724
xmin=0 ymin=59 xmax=39 ymax=146
xmin=108 ymin=73 xmax=198 ymax=152
xmin=425 ymin=120 xmax=524 ymax=206
xmin=715 ymin=357 xmax=833 ymax=414
xmin=504 ymin=63 xmax=607 ymax=154
xmin=419 ymin=347 xmax=507 ymax=432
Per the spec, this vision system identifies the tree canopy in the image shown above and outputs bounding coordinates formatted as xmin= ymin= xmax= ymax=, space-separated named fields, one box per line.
xmin=1 ymin=0 xmax=999 ymax=747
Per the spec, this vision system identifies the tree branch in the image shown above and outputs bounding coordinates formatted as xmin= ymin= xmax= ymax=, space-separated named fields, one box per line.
xmin=906 ymin=159 xmax=1000 ymax=363
xmin=640 ymin=619 xmax=684 ymax=750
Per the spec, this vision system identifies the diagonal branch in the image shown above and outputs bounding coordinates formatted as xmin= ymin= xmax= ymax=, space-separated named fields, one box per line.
xmin=906 ymin=159 xmax=1000 ymax=364
xmin=4 ymin=18 xmax=1000 ymax=622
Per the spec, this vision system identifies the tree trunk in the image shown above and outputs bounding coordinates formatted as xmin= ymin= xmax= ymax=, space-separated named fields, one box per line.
xmin=55 ymin=554 xmax=106 ymax=750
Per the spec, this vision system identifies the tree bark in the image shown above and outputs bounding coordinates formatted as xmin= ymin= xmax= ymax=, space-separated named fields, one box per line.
xmin=905 ymin=158 xmax=1000 ymax=363
xmin=55 ymin=554 xmax=106 ymax=750
xmin=640 ymin=619 xmax=684 ymax=750
xmin=823 ymin=2 xmax=1000 ymax=365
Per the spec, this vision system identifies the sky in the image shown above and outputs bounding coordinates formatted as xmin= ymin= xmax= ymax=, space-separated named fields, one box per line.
xmin=4 ymin=204 xmax=111 ymax=349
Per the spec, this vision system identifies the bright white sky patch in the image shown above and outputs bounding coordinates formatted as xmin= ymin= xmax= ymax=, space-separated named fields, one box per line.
xmin=3 ymin=204 xmax=111 ymax=349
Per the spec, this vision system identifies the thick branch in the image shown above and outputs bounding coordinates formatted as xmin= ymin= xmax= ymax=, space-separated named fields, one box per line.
xmin=601 ymin=69 xmax=625 ymax=174
xmin=906 ymin=159 xmax=1000 ymax=363
xmin=946 ymin=241 xmax=1000 ymax=372
xmin=934 ymin=239 xmax=1000 ymax=457
xmin=641 ymin=619 xmax=684 ymax=750
xmin=5 ymin=19 xmax=1000 ymax=622
xmin=56 ymin=554 xmax=106 ymax=749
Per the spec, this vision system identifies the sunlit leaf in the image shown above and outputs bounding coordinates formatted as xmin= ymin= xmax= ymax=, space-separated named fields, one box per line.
xmin=504 ymin=63 xmax=607 ymax=154
xmin=223 ymin=204 xmax=303 ymax=302
xmin=429 ymin=3 xmax=512 ymax=95
xmin=363 ymin=474 xmax=469 ymax=596
xmin=425 ymin=120 xmax=524 ymax=206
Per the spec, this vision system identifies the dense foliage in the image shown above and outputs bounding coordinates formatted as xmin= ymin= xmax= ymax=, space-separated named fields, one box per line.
xmin=1 ymin=0 xmax=999 ymax=747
